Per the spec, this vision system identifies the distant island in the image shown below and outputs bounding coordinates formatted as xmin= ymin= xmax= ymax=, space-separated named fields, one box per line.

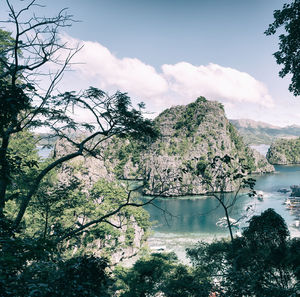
xmin=267 ymin=138 xmax=300 ymax=165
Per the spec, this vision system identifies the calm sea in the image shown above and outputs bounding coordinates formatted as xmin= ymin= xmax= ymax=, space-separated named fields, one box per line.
xmin=143 ymin=164 xmax=300 ymax=261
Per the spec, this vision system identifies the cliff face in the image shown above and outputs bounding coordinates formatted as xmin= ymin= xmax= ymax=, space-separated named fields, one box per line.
xmin=53 ymin=140 xmax=148 ymax=265
xmin=267 ymin=138 xmax=300 ymax=165
xmin=54 ymin=97 xmax=275 ymax=197
xmin=136 ymin=97 xmax=274 ymax=196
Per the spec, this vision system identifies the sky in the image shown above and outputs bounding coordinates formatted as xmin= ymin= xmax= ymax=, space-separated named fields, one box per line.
xmin=1 ymin=0 xmax=299 ymax=127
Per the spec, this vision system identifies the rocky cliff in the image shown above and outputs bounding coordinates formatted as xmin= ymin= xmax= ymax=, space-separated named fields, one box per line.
xmin=267 ymin=138 xmax=300 ymax=164
xmin=53 ymin=140 xmax=149 ymax=265
xmin=122 ymin=97 xmax=274 ymax=196
xmin=54 ymin=97 xmax=275 ymax=197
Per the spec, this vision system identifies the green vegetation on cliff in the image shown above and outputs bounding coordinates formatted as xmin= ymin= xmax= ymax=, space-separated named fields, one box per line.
xmin=173 ymin=97 xmax=208 ymax=137
xmin=267 ymin=137 xmax=300 ymax=164
xmin=140 ymin=97 xmax=274 ymax=196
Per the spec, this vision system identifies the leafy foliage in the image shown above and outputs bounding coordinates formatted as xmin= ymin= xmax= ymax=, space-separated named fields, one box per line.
xmin=1 ymin=252 xmax=112 ymax=297
xmin=174 ymin=97 xmax=208 ymax=137
xmin=265 ymin=0 xmax=300 ymax=96
xmin=187 ymin=209 xmax=300 ymax=297
xmin=8 ymin=172 xmax=150 ymax=257
xmin=267 ymin=137 xmax=300 ymax=164
xmin=116 ymin=252 xmax=211 ymax=297
xmin=1 ymin=165 xmax=151 ymax=295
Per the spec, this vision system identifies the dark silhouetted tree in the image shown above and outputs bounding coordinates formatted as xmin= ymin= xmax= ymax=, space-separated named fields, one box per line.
xmin=187 ymin=209 xmax=300 ymax=296
xmin=116 ymin=252 xmax=212 ymax=297
xmin=0 ymin=0 xmax=158 ymax=233
xmin=0 ymin=2 xmax=159 ymax=295
xmin=265 ymin=0 xmax=300 ymax=96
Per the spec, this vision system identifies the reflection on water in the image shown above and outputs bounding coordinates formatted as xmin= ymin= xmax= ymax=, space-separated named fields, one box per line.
xmin=144 ymin=193 xmax=249 ymax=235
xmin=143 ymin=165 xmax=300 ymax=260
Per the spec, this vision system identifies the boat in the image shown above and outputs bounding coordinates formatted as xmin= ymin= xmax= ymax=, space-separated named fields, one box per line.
xmin=285 ymin=196 xmax=300 ymax=214
xmin=255 ymin=191 xmax=264 ymax=201
xmin=216 ymin=217 xmax=239 ymax=229
xmin=277 ymin=188 xmax=290 ymax=193
xmin=285 ymin=197 xmax=300 ymax=205
xmin=151 ymin=245 xmax=167 ymax=252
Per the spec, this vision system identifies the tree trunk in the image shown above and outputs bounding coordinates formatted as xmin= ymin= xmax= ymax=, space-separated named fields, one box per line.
xmin=0 ymin=134 xmax=10 ymax=217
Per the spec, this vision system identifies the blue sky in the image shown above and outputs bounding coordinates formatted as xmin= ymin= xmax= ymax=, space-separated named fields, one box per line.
xmin=1 ymin=0 xmax=299 ymax=126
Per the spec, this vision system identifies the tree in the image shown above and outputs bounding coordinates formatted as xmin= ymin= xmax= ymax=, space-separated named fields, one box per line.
xmin=20 ymin=176 xmax=151 ymax=256
xmin=0 ymin=1 xmax=159 ymax=294
xmin=187 ymin=209 xmax=300 ymax=296
xmin=116 ymin=252 xmax=212 ymax=297
xmin=200 ymin=154 xmax=256 ymax=242
xmin=0 ymin=29 xmax=14 ymax=77
xmin=1 ymin=254 xmax=114 ymax=297
xmin=265 ymin=0 xmax=300 ymax=96
xmin=0 ymin=0 xmax=158 ymax=234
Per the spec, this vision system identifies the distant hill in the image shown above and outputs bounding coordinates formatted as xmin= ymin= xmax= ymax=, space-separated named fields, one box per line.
xmin=230 ymin=119 xmax=300 ymax=145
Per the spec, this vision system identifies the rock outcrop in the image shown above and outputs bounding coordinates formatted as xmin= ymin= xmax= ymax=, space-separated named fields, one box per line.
xmin=135 ymin=97 xmax=274 ymax=196
xmin=55 ymin=97 xmax=274 ymax=198
xmin=53 ymin=139 xmax=148 ymax=265
xmin=267 ymin=138 xmax=300 ymax=165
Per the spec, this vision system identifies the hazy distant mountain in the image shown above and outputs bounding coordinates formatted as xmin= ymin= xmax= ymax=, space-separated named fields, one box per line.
xmin=230 ymin=119 xmax=300 ymax=145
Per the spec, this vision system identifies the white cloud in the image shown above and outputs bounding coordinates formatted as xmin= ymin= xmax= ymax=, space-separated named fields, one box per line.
xmin=65 ymin=36 xmax=168 ymax=99
xmin=60 ymin=35 xmax=274 ymax=115
xmin=162 ymin=62 xmax=274 ymax=108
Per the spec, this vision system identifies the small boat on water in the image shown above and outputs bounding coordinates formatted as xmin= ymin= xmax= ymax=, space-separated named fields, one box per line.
xmin=151 ymin=245 xmax=167 ymax=252
xmin=216 ymin=217 xmax=239 ymax=229
xmin=285 ymin=195 xmax=300 ymax=214
xmin=285 ymin=197 xmax=300 ymax=205
xmin=277 ymin=188 xmax=290 ymax=193
xmin=255 ymin=191 xmax=264 ymax=201
xmin=283 ymin=186 xmax=300 ymax=212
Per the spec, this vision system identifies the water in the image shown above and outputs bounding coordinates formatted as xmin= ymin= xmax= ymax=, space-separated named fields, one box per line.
xmin=250 ymin=144 xmax=270 ymax=156
xmin=37 ymin=146 xmax=52 ymax=159
xmin=143 ymin=165 xmax=300 ymax=261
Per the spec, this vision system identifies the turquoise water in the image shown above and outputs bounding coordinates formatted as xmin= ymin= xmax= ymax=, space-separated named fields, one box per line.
xmin=37 ymin=146 xmax=52 ymax=159
xmin=143 ymin=165 xmax=300 ymax=260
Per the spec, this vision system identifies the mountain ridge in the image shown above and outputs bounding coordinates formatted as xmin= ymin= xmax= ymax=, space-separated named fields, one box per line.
xmin=230 ymin=119 xmax=300 ymax=145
